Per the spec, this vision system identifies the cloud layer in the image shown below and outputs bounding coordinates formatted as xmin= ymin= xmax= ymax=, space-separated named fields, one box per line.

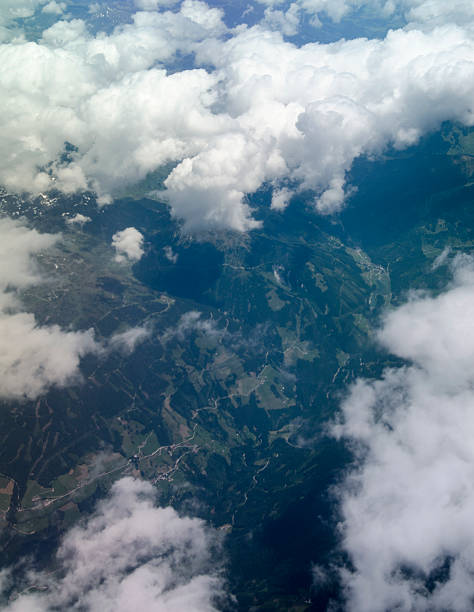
xmin=333 ymin=255 xmax=474 ymax=611
xmin=0 ymin=1 xmax=473 ymax=229
xmin=2 ymin=477 xmax=226 ymax=611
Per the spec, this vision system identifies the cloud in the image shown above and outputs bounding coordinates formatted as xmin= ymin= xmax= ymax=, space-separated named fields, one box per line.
xmin=42 ymin=1 xmax=66 ymax=15
xmin=262 ymin=3 xmax=301 ymax=36
xmin=0 ymin=312 xmax=99 ymax=400
xmin=0 ymin=1 xmax=473 ymax=230
xmin=271 ymin=186 xmax=292 ymax=210
xmin=255 ymin=0 xmax=474 ymax=30
xmin=135 ymin=0 xmax=180 ymax=9
xmin=431 ymin=245 xmax=451 ymax=270
xmin=0 ymin=217 xmax=57 ymax=303
xmin=112 ymin=227 xmax=145 ymax=263
xmin=168 ymin=19 xmax=474 ymax=224
xmin=1 ymin=477 xmax=227 ymax=611
xmin=162 ymin=311 xmax=225 ymax=343
xmin=109 ymin=325 xmax=151 ymax=353
xmin=163 ymin=245 xmax=179 ymax=263
xmin=0 ymin=2 xmax=228 ymax=202
xmin=0 ymin=217 xmax=101 ymax=400
xmin=392 ymin=0 xmax=474 ymax=28
xmin=0 ymin=0 xmax=47 ymax=25
xmin=332 ymin=255 xmax=474 ymax=611
xmin=212 ymin=22 xmax=474 ymax=215
xmin=65 ymin=213 xmax=91 ymax=226
xmin=0 ymin=0 xmax=66 ymax=41
xmin=0 ymin=216 xmax=152 ymax=400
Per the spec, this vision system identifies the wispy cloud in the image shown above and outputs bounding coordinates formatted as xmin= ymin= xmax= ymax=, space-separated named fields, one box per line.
xmin=161 ymin=311 xmax=226 ymax=343
xmin=109 ymin=325 xmax=152 ymax=354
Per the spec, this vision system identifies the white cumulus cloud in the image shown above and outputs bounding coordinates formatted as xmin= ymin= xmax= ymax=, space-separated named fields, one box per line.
xmin=1 ymin=477 xmax=227 ymax=612
xmin=196 ymin=22 xmax=474 ymax=216
xmin=112 ymin=227 xmax=145 ymax=263
xmin=333 ymin=254 xmax=474 ymax=611
xmin=0 ymin=1 xmax=473 ymax=230
xmin=42 ymin=1 xmax=66 ymax=15
xmin=0 ymin=312 xmax=99 ymax=400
